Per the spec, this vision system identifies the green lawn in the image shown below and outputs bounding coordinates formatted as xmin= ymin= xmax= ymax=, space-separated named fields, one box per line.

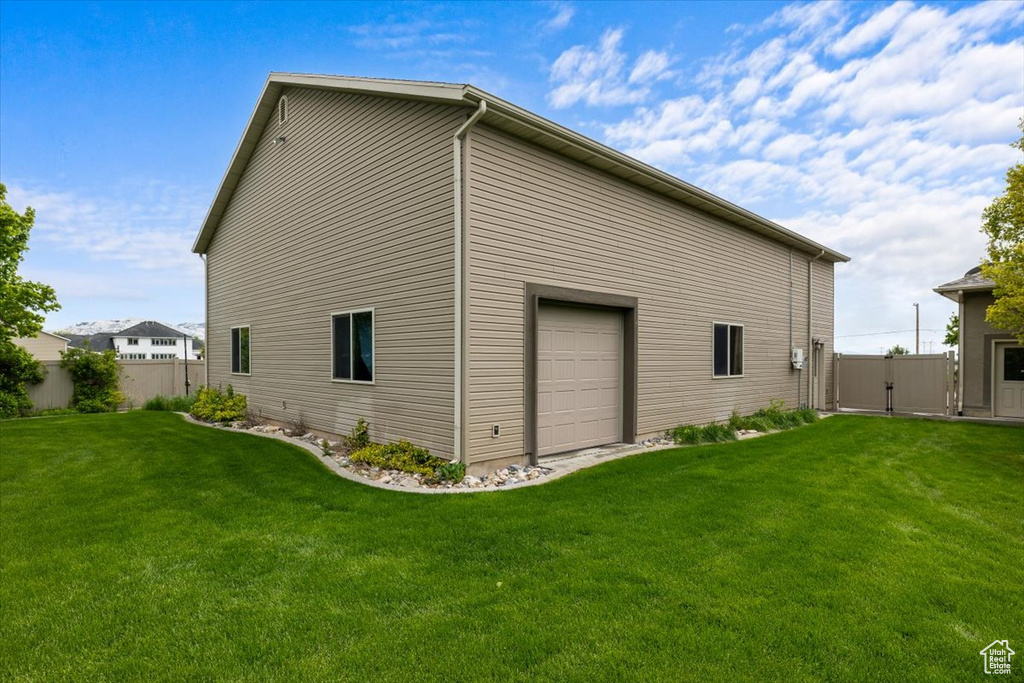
xmin=2 ymin=413 xmax=1022 ymax=682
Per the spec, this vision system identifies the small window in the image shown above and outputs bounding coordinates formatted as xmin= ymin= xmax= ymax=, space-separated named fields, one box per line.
xmin=152 ymin=353 xmax=176 ymax=360
xmin=332 ymin=309 xmax=374 ymax=382
xmin=127 ymin=338 xmax=139 ymax=346
xmin=231 ymin=326 xmax=250 ymax=375
xmin=1005 ymin=347 xmax=1024 ymax=382
xmin=713 ymin=323 xmax=743 ymax=377
xmin=278 ymin=96 xmax=288 ymax=125
xmin=120 ymin=353 xmax=146 ymax=360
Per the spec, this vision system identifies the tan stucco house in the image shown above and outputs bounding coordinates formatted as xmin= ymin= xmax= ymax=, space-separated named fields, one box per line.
xmin=935 ymin=266 xmax=1024 ymax=418
xmin=12 ymin=331 xmax=69 ymax=361
xmin=193 ymin=73 xmax=849 ymax=471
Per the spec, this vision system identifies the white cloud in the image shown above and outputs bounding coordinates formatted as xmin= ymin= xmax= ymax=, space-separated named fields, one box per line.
xmin=548 ymin=28 xmax=672 ymax=108
xmin=829 ymin=1 xmax=914 ymax=57
xmin=7 ymin=181 xmax=206 ymax=276
xmin=571 ymin=0 xmax=1023 ymax=352
xmin=545 ymin=2 xmax=576 ymax=32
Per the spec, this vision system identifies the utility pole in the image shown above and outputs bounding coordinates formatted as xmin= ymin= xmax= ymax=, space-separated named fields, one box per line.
xmin=913 ymin=303 xmax=920 ymax=355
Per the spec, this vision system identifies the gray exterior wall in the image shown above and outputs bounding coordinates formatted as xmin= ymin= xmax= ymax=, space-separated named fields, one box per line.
xmin=206 ymin=87 xmax=463 ymax=455
xmin=464 ymin=123 xmax=836 ymax=465
xmin=961 ymin=290 xmax=1016 ymax=416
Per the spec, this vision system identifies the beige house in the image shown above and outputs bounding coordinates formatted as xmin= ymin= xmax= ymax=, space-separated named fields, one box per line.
xmin=193 ymin=73 xmax=849 ymax=471
xmin=935 ymin=266 xmax=1023 ymax=418
xmin=12 ymin=331 xmax=69 ymax=361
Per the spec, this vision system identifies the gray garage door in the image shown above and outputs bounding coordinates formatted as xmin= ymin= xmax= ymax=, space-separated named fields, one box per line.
xmin=536 ymin=304 xmax=622 ymax=456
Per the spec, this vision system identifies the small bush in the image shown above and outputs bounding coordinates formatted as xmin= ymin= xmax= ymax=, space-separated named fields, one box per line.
xmin=350 ymin=439 xmax=448 ymax=476
xmin=670 ymin=423 xmax=737 ymax=445
xmin=189 ymin=385 xmax=247 ymax=423
xmin=0 ymin=340 xmax=45 ymax=418
xmin=241 ymin=408 xmax=265 ymax=428
xmin=28 ymin=408 xmax=79 ymax=417
xmin=343 ymin=417 xmax=370 ymax=451
xmin=143 ymin=394 xmax=196 ymax=412
xmin=726 ymin=400 xmax=821 ymax=433
xmin=433 ymin=461 xmax=466 ymax=483
xmin=289 ymin=412 xmax=309 ymax=436
xmin=60 ymin=346 xmax=123 ymax=413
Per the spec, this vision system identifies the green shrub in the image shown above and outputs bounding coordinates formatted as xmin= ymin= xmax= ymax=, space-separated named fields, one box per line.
xmin=670 ymin=423 xmax=737 ymax=445
xmin=793 ymin=408 xmax=820 ymax=425
xmin=350 ymin=439 xmax=448 ymax=476
xmin=60 ymin=346 xmax=123 ymax=413
xmin=143 ymin=394 xmax=197 ymax=412
xmin=726 ymin=400 xmax=821 ymax=433
xmin=433 ymin=461 xmax=466 ymax=483
xmin=188 ymin=385 xmax=247 ymax=423
xmin=28 ymin=408 xmax=79 ymax=417
xmin=0 ymin=340 xmax=45 ymax=418
xmin=343 ymin=417 xmax=370 ymax=451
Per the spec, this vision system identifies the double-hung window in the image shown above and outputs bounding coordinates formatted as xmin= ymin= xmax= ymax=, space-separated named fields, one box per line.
xmin=231 ymin=326 xmax=250 ymax=375
xmin=713 ymin=323 xmax=744 ymax=377
xmin=332 ymin=309 xmax=374 ymax=383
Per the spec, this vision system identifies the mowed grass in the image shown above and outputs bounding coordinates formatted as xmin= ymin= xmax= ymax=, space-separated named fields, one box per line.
xmin=1 ymin=413 xmax=1022 ymax=682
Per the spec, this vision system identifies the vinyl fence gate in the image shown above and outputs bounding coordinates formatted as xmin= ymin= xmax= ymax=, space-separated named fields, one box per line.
xmin=834 ymin=352 xmax=956 ymax=415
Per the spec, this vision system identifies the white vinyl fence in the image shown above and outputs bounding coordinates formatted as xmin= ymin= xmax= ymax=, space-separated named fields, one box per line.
xmin=27 ymin=359 xmax=206 ymax=411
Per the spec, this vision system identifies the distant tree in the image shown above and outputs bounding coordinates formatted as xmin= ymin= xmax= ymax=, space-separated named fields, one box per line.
xmin=0 ymin=183 xmax=61 ymax=417
xmin=887 ymin=345 xmax=909 ymax=356
xmin=980 ymin=120 xmax=1024 ymax=344
xmin=943 ymin=314 xmax=959 ymax=347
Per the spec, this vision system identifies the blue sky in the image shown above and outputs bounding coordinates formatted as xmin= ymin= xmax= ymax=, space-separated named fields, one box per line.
xmin=2 ymin=0 xmax=1022 ymax=352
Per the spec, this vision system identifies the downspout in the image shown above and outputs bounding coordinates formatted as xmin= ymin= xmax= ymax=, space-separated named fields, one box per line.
xmin=201 ymin=253 xmax=208 ymax=385
xmin=789 ymin=248 xmax=795 ymax=406
xmin=956 ymin=290 xmax=964 ymax=415
xmin=453 ymin=99 xmax=487 ymax=464
xmin=808 ymin=249 xmax=825 ymax=409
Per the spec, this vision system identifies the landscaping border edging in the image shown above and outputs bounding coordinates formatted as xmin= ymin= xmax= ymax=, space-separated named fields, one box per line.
xmin=177 ymin=413 xmax=809 ymax=494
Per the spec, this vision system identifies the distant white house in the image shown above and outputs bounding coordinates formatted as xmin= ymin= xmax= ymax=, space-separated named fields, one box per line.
xmin=11 ymin=331 xmax=70 ymax=361
xmin=66 ymin=321 xmax=202 ymax=360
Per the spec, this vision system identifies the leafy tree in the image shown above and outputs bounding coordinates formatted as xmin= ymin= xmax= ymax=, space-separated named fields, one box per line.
xmin=1 ymin=183 xmax=60 ymax=341
xmin=887 ymin=345 xmax=909 ymax=356
xmin=943 ymin=314 xmax=959 ymax=347
xmin=60 ymin=346 xmax=124 ymax=413
xmin=980 ymin=121 xmax=1024 ymax=344
xmin=0 ymin=183 xmax=60 ymax=417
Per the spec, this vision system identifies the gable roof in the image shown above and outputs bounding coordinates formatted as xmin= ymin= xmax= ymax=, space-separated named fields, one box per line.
xmin=934 ymin=265 xmax=995 ymax=301
xmin=65 ymin=333 xmax=116 ymax=351
xmin=116 ymin=320 xmax=190 ymax=339
xmin=192 ymin=73 xmax=849 ymax=263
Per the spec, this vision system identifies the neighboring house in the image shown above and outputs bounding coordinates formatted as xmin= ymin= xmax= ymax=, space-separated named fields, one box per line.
xmin=193 ymin=73 xmax=849 ymax=472
xmin=66 ymin=321 xmax=201 ymax=360
xmin=935 ymin=266 xmax=1023 ymax=418
xmin=11 ymin=331 xmax=69 ymax=361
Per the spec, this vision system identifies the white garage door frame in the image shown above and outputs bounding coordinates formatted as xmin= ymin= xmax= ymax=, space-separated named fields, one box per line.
xmin=524 ymin=283 xmax=638 ymax=465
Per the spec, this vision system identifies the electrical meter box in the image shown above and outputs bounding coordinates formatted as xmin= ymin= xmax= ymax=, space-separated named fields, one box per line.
xmin=791 ymin=348 xmax=805 ymax=370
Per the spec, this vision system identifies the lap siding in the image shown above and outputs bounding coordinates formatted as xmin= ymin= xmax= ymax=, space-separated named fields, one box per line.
xmin=465 ymin=123 xmax=835 ymax=464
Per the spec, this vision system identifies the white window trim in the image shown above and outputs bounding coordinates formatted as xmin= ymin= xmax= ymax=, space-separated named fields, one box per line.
xmin=230 ymin=324 xmax=251 ymax=376
xmin=331 ymin=308 xmax=375 ymax=385
xmin=712 ymin=321 xmax=745 ymax=379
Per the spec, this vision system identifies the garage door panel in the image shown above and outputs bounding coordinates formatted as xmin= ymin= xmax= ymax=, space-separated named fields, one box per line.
xmin=537 ymin=304 xmax=622 ymax=456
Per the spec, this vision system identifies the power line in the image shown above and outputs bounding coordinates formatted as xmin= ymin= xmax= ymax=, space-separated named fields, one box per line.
xmin=836 ymin=328 xmax=945 ymax=338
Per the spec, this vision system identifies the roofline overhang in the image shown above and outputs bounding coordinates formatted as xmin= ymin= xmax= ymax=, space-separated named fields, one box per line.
xmin=934 ymin=281 xmax=996 ymax=301
xmin=192 ymin=73 xmax=850 ymax=263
